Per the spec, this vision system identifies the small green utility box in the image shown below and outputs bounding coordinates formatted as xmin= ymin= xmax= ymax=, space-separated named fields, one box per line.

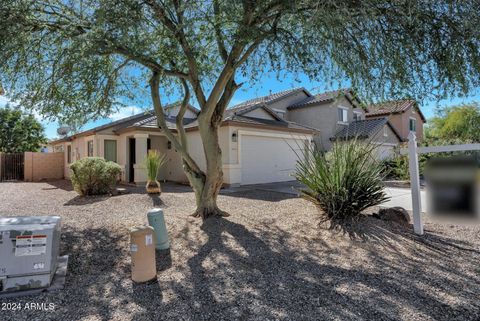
xmin=147 ymin=208 xmax=170 ymax=250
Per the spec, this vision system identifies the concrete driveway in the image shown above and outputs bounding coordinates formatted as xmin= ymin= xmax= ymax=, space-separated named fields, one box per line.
xmin=245 ymin=180 xmax=427 ymax=212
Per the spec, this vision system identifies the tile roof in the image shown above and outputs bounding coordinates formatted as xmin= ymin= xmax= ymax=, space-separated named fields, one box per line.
xmin=227 ymin=115 xmax=319 ymax=132
xmin=226 ymin=88 xmax=310 ymax=116
xmin=331 ymin=118 xmax=389 ymax=141
xmin=288 ymin=88 xmax=353 ymax=109
xmin=366 ymin=99 xmax=426 ymax=122
xmin=130 ymin=115 xmax=198 ymax=130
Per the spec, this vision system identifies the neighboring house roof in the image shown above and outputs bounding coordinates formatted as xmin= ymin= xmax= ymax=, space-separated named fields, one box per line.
xmin=288 ymin=88 xmax=363 ymax=110
xmin=330 ymin=117 xmax=403 ymax=142
xmin=164 ymin=103 xmax=200 ymax=115
xmin=227 ymin=87 xmax=312 ymax=114
xmin=366 ymin=99 xmax=426 ymax=122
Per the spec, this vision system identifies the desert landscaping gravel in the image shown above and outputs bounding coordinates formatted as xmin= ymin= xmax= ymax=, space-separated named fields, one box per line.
xmin=0 ymin=180 xmax=479 ymax=321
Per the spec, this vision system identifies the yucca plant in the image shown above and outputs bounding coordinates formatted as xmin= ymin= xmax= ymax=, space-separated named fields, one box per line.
xmin=295 ymin=139 xmax=390 ymax=223
xmin=144 ymin=150 xmax=167 ymax=194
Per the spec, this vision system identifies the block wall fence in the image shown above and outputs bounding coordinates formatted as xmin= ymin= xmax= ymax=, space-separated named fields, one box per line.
xmin=24 ymin=152 xmax=64 ymax=182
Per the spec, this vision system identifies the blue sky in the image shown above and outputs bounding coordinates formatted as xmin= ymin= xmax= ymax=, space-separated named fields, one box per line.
xmin=1 ymin=71 xmax=479 ymax=139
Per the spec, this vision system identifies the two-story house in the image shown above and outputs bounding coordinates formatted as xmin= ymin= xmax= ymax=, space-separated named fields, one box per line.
xmin=365 ymin=100 xmax=426 ymax=142
xmin=229 ymin=88 xmax=402 ymax=159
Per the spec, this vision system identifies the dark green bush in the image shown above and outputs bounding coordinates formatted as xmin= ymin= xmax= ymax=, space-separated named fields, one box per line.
xmin=295 ymin=140 xmax=390 ymax=222
xmin=382 ymin=155 xmax=410 ymax=180
xmin=70 ymin=157 xmax=122 ymax=196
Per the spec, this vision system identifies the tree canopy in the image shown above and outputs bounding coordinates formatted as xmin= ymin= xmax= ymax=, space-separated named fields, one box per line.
xmin=1 ymin=1 xmax=479 ymax=124
xmin=426 ymin=103 xmax=480 ymax=142
xmin=0 ymin=105 xmax=47 ymax=153
xmin=1 ymin=0 xmax=480 ymax=217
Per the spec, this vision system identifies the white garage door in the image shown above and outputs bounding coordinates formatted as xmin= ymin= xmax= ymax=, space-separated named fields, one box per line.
xmin=241 ymin=135 xmax=306 ymax=185
xmin=376 ymin=145 xmax=395 ymax=160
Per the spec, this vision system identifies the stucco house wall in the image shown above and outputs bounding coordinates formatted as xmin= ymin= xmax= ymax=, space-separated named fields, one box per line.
xmin=287 ymin=96 xmax=360 ymax=150
xmin=367 ymin=104 xmax=425 ymax=142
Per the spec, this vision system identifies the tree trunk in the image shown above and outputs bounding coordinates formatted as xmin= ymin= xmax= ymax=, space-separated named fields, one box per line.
xmin=188 ymin=115 xmax=228 ymax=219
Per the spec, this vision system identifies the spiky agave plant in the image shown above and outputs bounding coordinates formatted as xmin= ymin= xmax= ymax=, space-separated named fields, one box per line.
xmin=295 ymin=139 xmax=390 ymax=223
xmin=144 ymin=150 xmax=167 ymax=194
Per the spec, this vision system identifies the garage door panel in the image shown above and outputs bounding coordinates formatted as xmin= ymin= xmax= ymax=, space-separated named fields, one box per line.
xmin=241 ymin=135 xmax=305 ymax=185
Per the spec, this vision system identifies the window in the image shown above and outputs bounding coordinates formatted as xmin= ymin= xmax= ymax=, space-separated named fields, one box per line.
xmin=353 ymin=111 xmax=362 ymax=121
xmin=384 ymin=126 xmax=388 ymax=137
xmin=409 ymin=118 xmax=416 ymax=132
xmin=337 ymin=107 xmax=348 ymax=124
xmin=67 ymin=145 xmax=72 ymax=164
xmin=104 ymin=140 xmax=117 ymax=162
xmin=87 ymin=140 xmax=94 ymax=157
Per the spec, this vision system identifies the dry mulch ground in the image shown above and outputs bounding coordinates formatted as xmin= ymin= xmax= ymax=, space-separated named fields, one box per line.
xmin=0 ymin=180 xmax=479 ymax=321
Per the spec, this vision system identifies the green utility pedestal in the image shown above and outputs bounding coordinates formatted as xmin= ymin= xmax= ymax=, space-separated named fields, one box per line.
xmin=147 ymin=208 xmax=170 ymax=250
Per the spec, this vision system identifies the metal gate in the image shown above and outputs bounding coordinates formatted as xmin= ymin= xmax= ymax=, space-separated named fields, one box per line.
xmin=0 ymin=153 xmax=24 ymax=181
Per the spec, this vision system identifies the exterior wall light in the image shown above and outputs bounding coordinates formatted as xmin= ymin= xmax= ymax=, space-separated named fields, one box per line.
xmin=232 ymin=132 xmax=238 ymax=142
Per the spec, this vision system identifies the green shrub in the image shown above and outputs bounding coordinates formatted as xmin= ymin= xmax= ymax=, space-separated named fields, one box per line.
xmin=295 ymin=140 xmax=390 ymax=221
xmin=70 ymin=157 xmax=122 ymax=196
xmin=382 ymin=155 xmax=410 ymax=180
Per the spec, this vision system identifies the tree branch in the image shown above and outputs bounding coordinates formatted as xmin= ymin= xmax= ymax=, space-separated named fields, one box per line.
xmin=213 ymin=0 xmax=228 ymax=62
xmin=176 ymin=78 xmax=190 ymax=149
xmin=145 ymin=0 xmax=207 ymax=107
xmin=149 ymin=71 xmax=203 ymax=175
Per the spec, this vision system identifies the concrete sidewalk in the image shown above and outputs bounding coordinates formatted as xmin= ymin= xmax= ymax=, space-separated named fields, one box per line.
xmin=382 ymin=187 xmax=427 ymax=212
xmin=242 ymin=180 xmax=426 ymax=212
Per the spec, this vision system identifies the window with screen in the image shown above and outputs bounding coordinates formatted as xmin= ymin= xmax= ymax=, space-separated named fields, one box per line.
xmin=87 ymin=140 xmax=94 ymax=157
xmin=409 ymin=118 xmax=416 ymax=132
xmin=104 ymin=140 xmax=117 ymax=162
xmin=337 ymin=107 xmax=348 ymax=123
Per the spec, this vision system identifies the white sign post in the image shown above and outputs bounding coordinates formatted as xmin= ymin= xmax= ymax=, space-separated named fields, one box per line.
xmin=407 ymin=132 xmax=424 ymax=235
xmin=401 ymin=134 xmax=480 ymax=235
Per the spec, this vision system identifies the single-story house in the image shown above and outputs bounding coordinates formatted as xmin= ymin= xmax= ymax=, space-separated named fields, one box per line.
xmin=49 ymin=102 xmax=316 ymax=186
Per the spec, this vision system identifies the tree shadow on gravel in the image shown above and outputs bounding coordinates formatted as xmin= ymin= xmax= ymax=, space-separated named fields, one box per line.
xmin=44 ymin=179 xmax=74 ymax=191
xmin=1 ymin=219 xmax=479 ymax=321
xmin=176 ymin=217 xmax=480 ymax=321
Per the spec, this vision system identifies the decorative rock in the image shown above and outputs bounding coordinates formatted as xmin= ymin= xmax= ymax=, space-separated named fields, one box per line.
xmin=374 ymin=207 xmax=411 ymax=226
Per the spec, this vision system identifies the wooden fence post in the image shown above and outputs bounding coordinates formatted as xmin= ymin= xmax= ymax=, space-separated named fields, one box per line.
xmin=408 ymin=132 xmax=424 ymax=235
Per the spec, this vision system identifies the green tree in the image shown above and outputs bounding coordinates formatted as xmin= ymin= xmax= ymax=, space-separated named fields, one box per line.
xmin=1 ymin=1 xmax=480 ymax=218
xmin=427 ymin=103 xmax=480 ymax=142
xmin=0 ymin=105 xmax=47 ymax=152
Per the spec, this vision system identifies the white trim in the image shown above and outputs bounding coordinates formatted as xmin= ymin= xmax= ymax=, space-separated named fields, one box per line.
xmin=401 ymin=143 xmax=480 ymax=155
xmin=133 ymin=133 xmax=149 ymax=139
xmin=237 ymin=129 xmax=311 ymax=141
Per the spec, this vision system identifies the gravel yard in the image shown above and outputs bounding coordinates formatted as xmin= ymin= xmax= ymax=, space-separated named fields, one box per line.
xmin=0 ymin=180 xmax=479 ymax=321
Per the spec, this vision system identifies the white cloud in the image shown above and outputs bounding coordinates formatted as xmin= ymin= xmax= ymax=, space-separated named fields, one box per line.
xmin=109 ymin=106 xmax=144 ymax=121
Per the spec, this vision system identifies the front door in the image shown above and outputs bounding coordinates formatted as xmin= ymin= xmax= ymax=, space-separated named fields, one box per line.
xmin=129 ymin=138 xmax=135 ymax=183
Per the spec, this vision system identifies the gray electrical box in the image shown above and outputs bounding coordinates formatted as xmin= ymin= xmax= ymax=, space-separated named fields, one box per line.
xmin=0 ymin=216 xmax=61 ymax=293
